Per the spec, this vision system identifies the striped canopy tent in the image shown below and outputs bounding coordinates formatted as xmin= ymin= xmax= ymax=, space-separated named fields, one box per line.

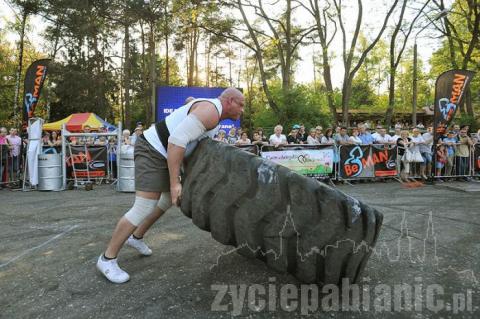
xmin=43 ymin=113 xmax=117 ymax=132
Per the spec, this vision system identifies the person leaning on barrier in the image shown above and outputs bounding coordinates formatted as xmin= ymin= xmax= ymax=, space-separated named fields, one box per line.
xmin=7 ymin=128 xmax=22 ymax=182
xmin=374 ymin=128 xmax=395 ymax=145
xmin=321 ymin=128 xmax=335 ymax=145
xmin=236 ymin=131 xmax=251 ymax=145
xmin=269 ymin=125 xmax=287 ymax=147
xmin=397 ymin=130 xmax=412 ymax=182
xmin=419 ymin=126 xmax=434 ymax=179
xmin=252 ymin=131 xmax=268 ymax=146
xmin=307 ymin=128 xmax=320 ymax=145
xmin=441 ymin=131 xmax=457 ymax=177
xmin=349 ymin=127 xmax=362 ymax=145
xmin=358 ymin=124 xmax=374 ymax=145
xmin=256 ymin=128 xmax=268 ymax=143
xmin=96 ymin=88 xmax=245 ymax=284
xmin=315 ymin=126 xmax=323 ymax=143
xmin=287 ymin=125 xmax=302 ymax=144
xmin=455 ymin=129 xmax=474 ymax=180
xmin=334 ymin=126 xmax=350 ymax=146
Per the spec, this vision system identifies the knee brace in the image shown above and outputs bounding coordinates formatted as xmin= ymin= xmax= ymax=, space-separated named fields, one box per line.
xmin=124 ymin=196 xmax=158 ymax=226
xmin=157 ymin=192 xmax=172 ymax=211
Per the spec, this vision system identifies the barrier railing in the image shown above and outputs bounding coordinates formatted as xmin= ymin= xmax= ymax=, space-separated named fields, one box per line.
xmin=433 ymin=142 xmax=475 ymax=179
xmin=259 ymin=144 xmax=335 ymax=180
xmin=474 ymin=143 xmax=480 ymax=177
xmin=0 ymin=143 xmax=23 ymax=187
xmin=337 ymin=144 xmax=398 ymax=181
xmin=61 ymin=124 xmax=122 ymax=190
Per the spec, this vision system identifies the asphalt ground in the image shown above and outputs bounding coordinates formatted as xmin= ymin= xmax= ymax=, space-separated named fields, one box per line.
xmin=0 ymin=181 xmax=479 ymax=318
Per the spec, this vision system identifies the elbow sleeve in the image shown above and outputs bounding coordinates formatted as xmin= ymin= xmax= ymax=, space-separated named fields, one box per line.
xmin=168 ymin=114 xmax=207 ymax=148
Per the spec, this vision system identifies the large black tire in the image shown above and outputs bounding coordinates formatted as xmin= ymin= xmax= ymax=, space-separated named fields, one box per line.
xmin=181 ymin=139 xmax=382 ymax=286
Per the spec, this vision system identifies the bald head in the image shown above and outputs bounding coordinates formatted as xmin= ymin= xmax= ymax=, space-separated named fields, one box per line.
xmin=219 ymin=88 xmax=245 ymax=121
xmin=220 ymin=87 xmax=243 ymax=100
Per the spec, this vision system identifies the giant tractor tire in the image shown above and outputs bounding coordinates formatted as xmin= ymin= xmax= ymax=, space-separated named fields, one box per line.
xmin=180 ymin=139 xmax=382 ymax=286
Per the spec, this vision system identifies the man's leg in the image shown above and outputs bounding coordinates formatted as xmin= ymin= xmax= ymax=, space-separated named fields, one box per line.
xmin=133 ymin=207 xmax=166 ymax=238
xmin=104 ymin=190 xmax=160 ymax=258
xmin=97 ymin=191 xmax=160 ymax=283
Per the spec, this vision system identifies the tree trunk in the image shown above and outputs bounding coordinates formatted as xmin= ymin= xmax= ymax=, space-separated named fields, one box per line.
xmin=124 ymin=23 xmax=131 ymax=129
xmin=14 ymin=9 xmax=28 ymax=125
xmin=148 ymin=21 xmax=156 ymax=124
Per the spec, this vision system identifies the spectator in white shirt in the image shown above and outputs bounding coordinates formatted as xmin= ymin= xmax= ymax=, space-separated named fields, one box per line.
xmin=349 ymin=127 xmax=362 ymax=145
xmin=269 ymin=125 xmax=287 ymax=147
xmin=321 ymin=128 xmax=335 ymax=145
xmin=374 ymin=128 xmax=395 ymax=145
xmin=307 ymin=128 xmax=320 ymax=145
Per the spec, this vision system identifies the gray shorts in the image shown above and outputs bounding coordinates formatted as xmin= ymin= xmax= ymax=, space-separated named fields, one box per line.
xmin=134 ymin=135 xmax=170 ymax=193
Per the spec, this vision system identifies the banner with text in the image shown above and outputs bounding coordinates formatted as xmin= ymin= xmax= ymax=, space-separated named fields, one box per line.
xmin=339 ymin=145 xmax=397 ymax=179
xmin=66 ymin=145 xmax=107 ymax=178
xmin=261 ymin=146 xmax=334 ymax=178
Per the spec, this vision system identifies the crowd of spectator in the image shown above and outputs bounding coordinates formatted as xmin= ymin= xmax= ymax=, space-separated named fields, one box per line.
xmin=212 ymin=121 xmax=480 ymax=182
xmin=1 ymin=119 xmax=480 ymax=187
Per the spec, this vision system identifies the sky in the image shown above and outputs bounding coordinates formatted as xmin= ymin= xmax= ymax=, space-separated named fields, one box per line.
xmin=0 ymin=0 xmax=446 ymax=90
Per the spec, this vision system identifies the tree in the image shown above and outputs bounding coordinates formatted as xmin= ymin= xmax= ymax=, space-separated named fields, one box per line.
xmin=334 ymin=0 xmax=399 ymax=125
xmin=384 ymin=0 xmax=429 ymax=127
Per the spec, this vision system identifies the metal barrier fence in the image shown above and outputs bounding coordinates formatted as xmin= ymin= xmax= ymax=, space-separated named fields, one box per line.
xmin=61 ymin=124 xmax=122 ymax=190
xmin=0 ymin=143 xmax=23 ymax=187
xmin=433 ymin=142 xmax=475 ymax=179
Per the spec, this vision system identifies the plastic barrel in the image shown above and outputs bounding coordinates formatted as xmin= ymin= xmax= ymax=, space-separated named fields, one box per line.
xmin=38 ymin=153 xmax=63 ymax=191
xmin=118 ymin=148 xmax=135 ymax=192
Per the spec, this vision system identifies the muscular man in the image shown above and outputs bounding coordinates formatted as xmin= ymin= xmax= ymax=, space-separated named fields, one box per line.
xmin=97 ymin=88 xmax=245 ymax=283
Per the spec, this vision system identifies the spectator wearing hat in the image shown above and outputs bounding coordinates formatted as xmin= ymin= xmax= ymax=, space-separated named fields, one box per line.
xmin=419 ymin=126 xmax=434 ymax=179
xmin=287 ymin=125 xmax=302 ymax=144
xmin=130 ymin=125 xmax=143 ymax=145
xmin=269 ymin=125 xmax=287 ymax=147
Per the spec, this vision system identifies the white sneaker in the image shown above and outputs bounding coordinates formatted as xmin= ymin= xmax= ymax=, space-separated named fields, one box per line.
xmin=126 ymin=235 xmax=152 ymax=256
xmin=96 ymin=255 xmax=130 ymax=284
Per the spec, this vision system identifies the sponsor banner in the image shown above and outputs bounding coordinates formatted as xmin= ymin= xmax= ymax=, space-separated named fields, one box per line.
xmin=372 ymin=145 xmax=398 ymax=177
xmin=66 ymin=145 xmax=107 ymax=178
xmin=433 ymin=70 xmax=475 ymax=144
xmin=23 ymin=59 xmax=51 ymax=123
xmin=261 ymin=147 xmax=334 ymax=177
xmin=475 ymin=144 xmax=480 ymax=175
xmin=339 ymin=145 xmax=374 ymax=179
xmin=339 ymin=145 xmax=397 ymax=179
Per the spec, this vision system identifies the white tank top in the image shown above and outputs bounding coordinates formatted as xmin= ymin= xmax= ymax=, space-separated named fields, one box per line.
xmin=143 ymin=98 xmax=223 ymax=158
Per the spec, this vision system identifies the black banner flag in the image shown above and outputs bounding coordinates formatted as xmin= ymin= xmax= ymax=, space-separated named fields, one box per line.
xmin=23 ymin=59 xmax=51 ymax=124
xmin=433 ymin=69 xmax=475 ymax=144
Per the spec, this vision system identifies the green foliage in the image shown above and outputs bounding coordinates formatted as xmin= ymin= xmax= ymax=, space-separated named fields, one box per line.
xmin=249 ymin=81 xmax=333 ymax=134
